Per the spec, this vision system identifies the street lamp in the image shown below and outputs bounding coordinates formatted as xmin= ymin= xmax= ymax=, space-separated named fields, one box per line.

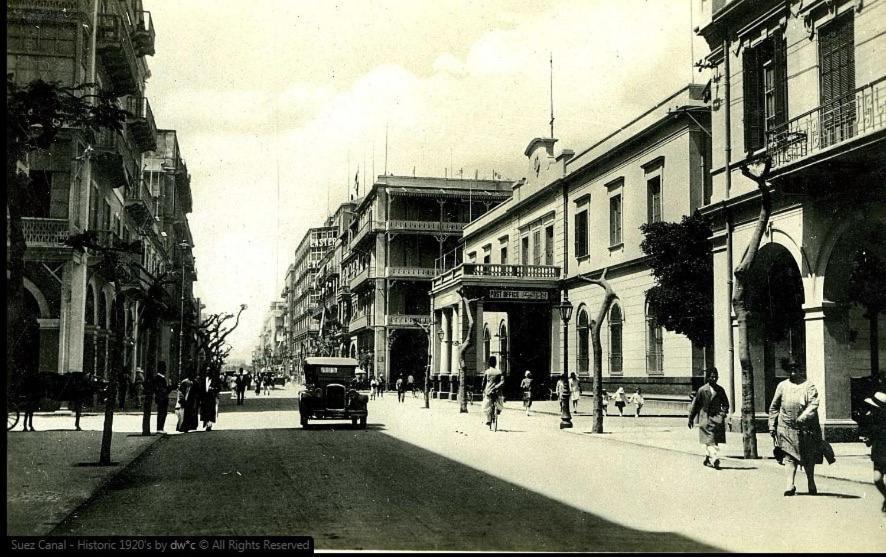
xmin=176 ymin=241 xmax=191 ymax=381
xmin=556 ymin=294 xmax=574 ymax=429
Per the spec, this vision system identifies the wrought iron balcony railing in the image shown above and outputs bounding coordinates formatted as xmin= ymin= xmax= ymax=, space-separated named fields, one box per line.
xmin=766 ymin=76 xmax=885 ymax=169
xmin=132 ymin=10 xmax=155 ymax=57
xmin=96 ymin=12 xmax=140 ymax=96
xmin=125 ymin=96 xmax=157 ymax=152
xmin=433 ymin=262 xmax=561 ymax=289
xmin=21 ymin=217 xmax=70 ymax=247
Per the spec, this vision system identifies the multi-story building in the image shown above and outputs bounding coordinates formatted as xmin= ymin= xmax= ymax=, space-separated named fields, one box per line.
xmin=286 ymin=226 xmax=337 ymax=366
xmin=254 ymin=300 xmax=287 ymax=373
xmin=7 ymin=0 xmax=198 ymax=384
xmin=344 ymin=175 xmax=512 ymax=387
xmin=696 ymin=0 xmax=885 ymax=438
xmin=432 ymin=85 xmax=713 ymax=403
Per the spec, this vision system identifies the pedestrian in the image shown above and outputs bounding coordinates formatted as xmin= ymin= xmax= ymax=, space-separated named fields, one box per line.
xmin=154 ymin=362 xmax=170 ymax=432
xmin=601 ymin=389 xmax=610 ymax=416
xmin=254 ymin=373 xmax=262 ymax=396
xmin=370 ymin=376 xmax=378 ymax=400
xmin=482 ymin=356 xmax=504 ymax=429
xmin=176 ymin=378 xmax=199 ymax=433
xmin=407 ymin=373 xmax=416 ymax=397
xmin=768 ymin=358 xmax=824 ymax=496
xmin=555 ymin=372 xmax=569 ymax=418
xmin=235 ymin=368 xmax=247 ymax=405
xmin=263 ymin=373 xmax=271 ymax=395
xmin=613 ymin=386 xmax=627 ymax=416
xmin=688 ymin=367 xmax=729 ymax=470
xmin=396 ymin=375 xmax=405 ymax=403
xmin=520 ymin=370 xmax=533 ymax=416
xmin=133 ymin=367 xmax=145 ymax=407
xmin=569 ymin=372 xmax=581 ymax=412
xmin=858 ymin=377 xmax=886 ymax=512
xmin=377 ymin=375 xmax=385 ymax=398
xmin=198 ymin=372 xmax=221 ymax=431
xmin=630 ymin=387 xmax=645 ymax=417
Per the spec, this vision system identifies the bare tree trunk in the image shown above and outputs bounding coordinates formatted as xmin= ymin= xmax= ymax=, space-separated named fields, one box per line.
xmin=424 ymin=333 xmax=431 ymax=409
xmin=100 ymin=285 xmax=123 ymax=465
xmin=6 ymin=162 xmax=28 ymax=380
xmin=578 ymin=272 xmax=618 ymax=434
xmin=732 ymin=159 xmax=772 ymax=459
xmin=457 ymin=292 xmax=479 ymax=414
xmin=141 ymin=366 xmax=154 ymax=436
xmin=869 ymin=310 xmax=880 ymax=379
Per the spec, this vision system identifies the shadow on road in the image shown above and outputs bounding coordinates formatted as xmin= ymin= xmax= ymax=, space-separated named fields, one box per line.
xmin=216 ymin=394 xmax=299 ymax=413
xmin=51 ymin=427 xmax=722 ymax=552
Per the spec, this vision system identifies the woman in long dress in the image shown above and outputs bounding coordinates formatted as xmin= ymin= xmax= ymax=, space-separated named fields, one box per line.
xmin=176 ymin=378 xmax=199 ymax=433
xmin=768 ymin=358 xmax=823 ymax=496
xmin=568 ymin=372 xmax=581 ymax=412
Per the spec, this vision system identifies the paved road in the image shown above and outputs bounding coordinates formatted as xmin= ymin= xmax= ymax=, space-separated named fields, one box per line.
xmin=49 ymin=389 xmax=885 ymax=551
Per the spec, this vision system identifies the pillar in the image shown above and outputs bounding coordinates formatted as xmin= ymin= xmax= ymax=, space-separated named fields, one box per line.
xmin=59 ymin=257 xmax=88 ymax=373
xmin=440 ymin=309 xmax=450 ymax=375
xmin=473 ymin=298 xmax=485 ymax=396
xmin=804 ymin=304 xmax=829 ymax=429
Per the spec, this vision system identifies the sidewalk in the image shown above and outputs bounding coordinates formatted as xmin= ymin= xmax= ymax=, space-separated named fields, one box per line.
xmin=6 ymin=430 xmax=165 ymax=535
xmin=433 ymin=395 xmax=876 ymax=485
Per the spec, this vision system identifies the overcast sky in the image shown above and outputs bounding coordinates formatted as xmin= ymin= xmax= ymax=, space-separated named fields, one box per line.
xmin=144 ymin=0 xmax=709 ymax=361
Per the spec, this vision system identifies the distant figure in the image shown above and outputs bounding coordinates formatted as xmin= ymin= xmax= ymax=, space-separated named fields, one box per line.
xmin=630 ymin=388 xmax=645 ymax=417
xmin=689 ymin=367 xmax=729 ymax=470
xmin=254 ymin=373 xmax=263 ymax=396
xmin=370 ymin=376 xmax=378 ymax=400
xmin=396 ymin=375 xmax=405 ymax=403
xmin=482 ymin=356 xmax=504 ymax=429
xmin=569 ymin=372 xmax=581 ymax=412
xmin=263 ymin=373 xmax=271 ymax=396
xmin=133 ymin=368 xmax=145 ymax=407
xmin=235 ymin=368 xmax=248 ymax=405
xmin=407 ymin=374 xmax=416 ymax=397
xmin=520 ymin=370 xmax=534 ymax=416
xmin=377 ymin=375 xmax=385 ymax=398
xmin=613 ymin=386 xmax=627 ymax=417
xmin=601 ymin=389 xmax=610 ymax=416
xmin=176 ymin=378 xmax=199 ymax=433
xmin=154 ymin=362 xmax=170 ymax=432
xmin=858 ymin=377 xmax=886 ymax=513
xmin=198 ymin=373 xmax=221 ymax=431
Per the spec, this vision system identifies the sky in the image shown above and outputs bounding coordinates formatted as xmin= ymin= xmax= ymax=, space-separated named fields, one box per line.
xmin=143 ymin=0 xmax=710 ymax=361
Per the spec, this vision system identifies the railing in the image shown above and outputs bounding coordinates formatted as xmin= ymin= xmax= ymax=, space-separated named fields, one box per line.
xmin=7 ymin=0 xmax=84 ymax=13
xmin=349 ymin=266 xmax=376 ymax=289
xmin=386 ymin=266 xmax=437 ymax=279
xmin=386 ymin=220 xmax=467 ymax=233
xmin=94 ymin=128 xmax=139 ymax=185
xmin=387 ymin=315 xmax=432 ymax=327
xmin=21 ymin=217 xmax=70 ymax=246
xmin=349 ymin=313 xmax=372 ymax=333
xmin=766 ymin=77 xmax=886 ymax=169
xmin=433 ymin=262 xmax=561 ymax=289
xmin=96 ymin=12 xmax=139 ymax=95
xmin=131 ymin=10 xmax=155 ymax=57
xmin=350 ymin=220 xmax=382 ymax=248
xmin=125 ymin=96 xmax=157 ymax=151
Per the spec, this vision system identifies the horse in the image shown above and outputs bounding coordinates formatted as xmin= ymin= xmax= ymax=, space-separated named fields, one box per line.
xmin=12 ymin=372 xmax=108 ymax=431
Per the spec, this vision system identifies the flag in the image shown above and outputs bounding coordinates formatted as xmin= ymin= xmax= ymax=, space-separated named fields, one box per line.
xmin=354 ymin=169 xmax=359 ymax=198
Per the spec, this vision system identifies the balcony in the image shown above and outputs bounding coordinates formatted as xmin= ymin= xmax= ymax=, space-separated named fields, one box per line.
xmin=336 ymin=285 xmax=351 ymax=301
xmin=386 ymin=220 xmax=466 ymax=234
xmin=125 ymin=96 xmax=157 ymax=152
xmin=131 ymin=10 xmax=155 ymax=57
xmin=348 ymin=313 xmax=372 ymax=333
xmin=123 ymin=180 xmax=156 ymax=228
xmin=386 ymin=314 xmax=432 ymax=328
xmin=766 ymin=77 xmax=886 ymax=173
xmin=21 ymin=217 xmax=71 ymax=249
xmin=350 ymin=220 xmax=383 ymax=249
xmin=93 ymin=128 xmax=138 ymax=189
xmin=433 ymin=262 xmax=561 ymax=291
xmin=349 ymin=266 xmax=376 ymax=291
xmin=385 ymin=266 xmax=437 ymax=280
xmin=96 ymin=13 xmax=140 ymax=96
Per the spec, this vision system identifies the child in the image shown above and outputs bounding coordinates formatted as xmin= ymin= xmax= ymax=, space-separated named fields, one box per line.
xmin=629 ymin=387 xmax=645 ymax=417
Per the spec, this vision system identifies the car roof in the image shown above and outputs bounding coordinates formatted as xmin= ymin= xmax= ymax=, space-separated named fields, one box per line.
xmin=304 ymin=357 xmax=359 ymax=366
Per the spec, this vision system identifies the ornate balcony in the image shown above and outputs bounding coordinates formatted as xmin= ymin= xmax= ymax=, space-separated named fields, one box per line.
xmin=96 ymin=13 xmax=140 ymax=96
xmin=348 ymin=313 xmax=372 ymax=333
xmin=349 ymin=266 xmax=376 ymax=291
xmin=125 ymin=96 xmax=157 ymax=152
xmin=386 ymin=314 xmax=432 ymax=328
xmin=349 ymin=220 xmax=383 ymax=250
xmin=385 ymin=266 xmax=437 ymax=280
xmin=433 ymin=262 xmax=561 ymax=291
xmin=94 ymin=128 xmax=139 ymax=189
xmin=386 ymin=220 xmax=466 ymax=234
xmin=21 ymin=217 xmax=71 ymax=248
xmin=131 ymin=10 xmax=155 ymax=57
xmin=766 ymin=76 xmax=885 ymax=172
xmin=123 ymin=180 xmax=155 ymax=228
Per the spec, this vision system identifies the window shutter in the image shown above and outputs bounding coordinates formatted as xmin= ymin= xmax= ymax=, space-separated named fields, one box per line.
xmin=773 ymin=29 xmax=788 ymax=129
xmin=742 ymin=44 xmax=763 ymax=153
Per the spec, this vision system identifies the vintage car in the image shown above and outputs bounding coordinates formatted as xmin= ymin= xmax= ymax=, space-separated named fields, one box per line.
xmin=299 ymin=357 xmax=368 ymax=428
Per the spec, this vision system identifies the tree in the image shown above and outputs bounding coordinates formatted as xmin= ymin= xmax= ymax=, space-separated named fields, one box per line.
xmin=577 ymin=271 xmax=619 ymax=434
xmin=732 ymin=157 xmax=773 ymax=459
xmin=456 ymin=290 xmax=481 ymax=414
xmin=640 ymin=211 xmax=715 ymax=349
xmin=194 ymin=305 xmax=248 ymax=380
xmin=848 ymin=246 xmax=886 ymax=379
xmin=6 ymin=79 xmax=127 ymax=382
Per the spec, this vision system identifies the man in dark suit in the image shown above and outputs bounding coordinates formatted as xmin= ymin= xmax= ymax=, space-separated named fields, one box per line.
xmin=688 ymin=367 xmax=730 ymax=469
xmin=198 ymin=372 xmax=221 ymax=431
xmin=235 ymin=368 xmax=248 ymax=405
xmin=154 ymin=362 xmax=170 ymax=432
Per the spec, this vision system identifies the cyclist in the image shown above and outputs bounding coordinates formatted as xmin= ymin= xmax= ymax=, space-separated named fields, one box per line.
xmin=482 ymin=356 xmax=504 ymax=430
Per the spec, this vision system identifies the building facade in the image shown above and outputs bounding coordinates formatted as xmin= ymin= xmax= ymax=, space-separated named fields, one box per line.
xmin=697 ymin=0 xmax=886 ymax=438
xmin=7 ymin=0 xmax=198 ymax=385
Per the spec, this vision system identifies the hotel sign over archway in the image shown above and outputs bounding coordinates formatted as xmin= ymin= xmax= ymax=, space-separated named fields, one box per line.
xmin=488 ymin=289 xmax=549 ymax=301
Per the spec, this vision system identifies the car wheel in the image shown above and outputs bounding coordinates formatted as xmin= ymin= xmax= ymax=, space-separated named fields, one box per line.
xmin=300 ymin=414 xmax=308 ymax=429
xmin=359 ymin=416 xmax=367 ymax=429
xmin=351 ymin=417 xmax=358 ymax=427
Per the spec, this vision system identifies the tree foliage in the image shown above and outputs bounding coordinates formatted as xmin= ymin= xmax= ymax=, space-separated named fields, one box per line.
xmin=640 ymin=211 xmax=714 ymax=347
xmin=194 ymin=305 xmax=247 ymax=378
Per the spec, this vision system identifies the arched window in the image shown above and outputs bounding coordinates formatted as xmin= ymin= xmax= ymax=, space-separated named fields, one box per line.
xmin=499 ymin=322 xmax=508 ymax=375
xmin=85 ymin=286 xmax=95 ymax=326
xmin=646 ymin=299 xmax=663 ymax=374
xmin=483 ymin=326 xmax=491 ymax=365
xmin=609 ymin=304 xmax=623 ymax=374
xmin=576 ymin=309 xmax=589 ymax=375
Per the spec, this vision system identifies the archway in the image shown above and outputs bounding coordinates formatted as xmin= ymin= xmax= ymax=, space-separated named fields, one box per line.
xmin=389 ymin=330 xmax=427 ymax=389
xmin=16 ymin=290 xmax=42 ymax=374
xmin=747 ymin=243 xmax=805 ymax=410
xmin=498 ymin=321 xmax=509 ymax=376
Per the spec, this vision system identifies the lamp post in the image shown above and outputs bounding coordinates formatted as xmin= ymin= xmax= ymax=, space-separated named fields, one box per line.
xmin=556 ymin=294 xmax=574 ymax=429
xmin=176 ymin=241 xmax=190 ymax=381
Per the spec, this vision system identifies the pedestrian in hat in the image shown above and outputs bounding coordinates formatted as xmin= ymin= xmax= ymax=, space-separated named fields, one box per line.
xmin=858 ymin=376 xmax=886 ymax=512
xmin=520 ymin=370 xmax=534 ymax=416
xmin=768 ymin=358 xmax=823 ymax=496
xmin=153 ymin=362 xmax=170 ymax=432
xmin=688 ymin=367 xmax=730 ymax=469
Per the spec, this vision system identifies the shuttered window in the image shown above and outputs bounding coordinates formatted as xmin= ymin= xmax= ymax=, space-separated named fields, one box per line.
xmin=609 ymin=195 xmax=622 ymax=247
xmin=545 ymin=225 xmax=554 ymax=265
xmin=819 ymin=13 xmax=855 ymax=147
xmin=743 ymin=31 xmax=788 ymax=153
xmin=532 ymin=229 xmax=541 ymax=266
xmin=574 ymin=210 xmax=588 ymax=257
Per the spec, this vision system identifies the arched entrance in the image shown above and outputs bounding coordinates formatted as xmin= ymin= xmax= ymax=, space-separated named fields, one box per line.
xmin=746 ymin=243 xmax=806 ymax=410
xmin=16 ymin=290 xmax=42 ymax=374
xmin=389 ymin=330 xmax=427 ymax=389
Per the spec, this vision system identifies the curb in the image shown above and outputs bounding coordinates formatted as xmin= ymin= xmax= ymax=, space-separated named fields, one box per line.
xmin=45 ymin=432 xmax=169 ymax=535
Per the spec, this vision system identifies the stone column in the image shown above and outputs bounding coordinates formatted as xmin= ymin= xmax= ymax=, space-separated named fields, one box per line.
xmin=440 ymin=308 xmax=451 ymax=375
xmin=804 ymin=304 xmax=829 ymax=429
xmin=59 ymin=256 xmax=88 ymax=373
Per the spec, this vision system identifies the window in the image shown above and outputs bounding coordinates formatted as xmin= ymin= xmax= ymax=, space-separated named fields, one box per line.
xmin=545 ymin=225 xmax=554 ymax=265
xmin=532 ymin=229 xmax=541 ymax=266
xmin=102 ymin=201 xmax=112 ymax=232
xmin=819 ymin=13 xmax=856 ymax=147
xmin=646 ymin=301 xmax=663 ymax=374
xmin=482 ymin=244 xmax=492 ymax=264
xmin=576 ymin=309 xmax=589 ymax=376
xmin=743 ymin=30 xmax=787 ymax=152
xmin=500 ymin=244 xmax=508 ymax=265
xmin=521 ymin=236 xmax=530 ymax=265
xmin=24 ymin=171 xmax=52 ymax=217
xmin=609 ymin=195 xmax=622 ymax=246
xmin=483 ymin=327 xmax=491 ymax=364
xmin=609 ymin=304 xmax=623 ymax=374
xmin=499 ymin=323 xmax=508 ymax=375
xmin=647 ymin=176 xmax=662 ymax=224
xmin=574 ymin=210 xmax=588 ymax=257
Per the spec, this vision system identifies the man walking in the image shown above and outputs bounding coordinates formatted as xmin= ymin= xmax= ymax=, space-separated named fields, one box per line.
xmin=198 ymin=372 xmax=221 ymax=431
xmin=407 ymin=373 xmax=416 ymax=398
xmin=154 ymin=362 xmax=170 ymax=432
xmin=235 ymin=368 xmax=247 ymax=405
xmin=688 ymin=367 xmax=730 ymax=469
xmin=396 ymin=375 xmax=405 ymax=403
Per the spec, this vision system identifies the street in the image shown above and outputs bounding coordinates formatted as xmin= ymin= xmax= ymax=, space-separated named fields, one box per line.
xmin=15 ymin=386 xmax=880 ymax=551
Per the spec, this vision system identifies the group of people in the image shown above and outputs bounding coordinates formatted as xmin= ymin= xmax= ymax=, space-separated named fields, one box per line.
xmin=174 ymin=372 xmax=222 ymax=432
xmin=368 ymin=374 xmax=421 ymax=401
